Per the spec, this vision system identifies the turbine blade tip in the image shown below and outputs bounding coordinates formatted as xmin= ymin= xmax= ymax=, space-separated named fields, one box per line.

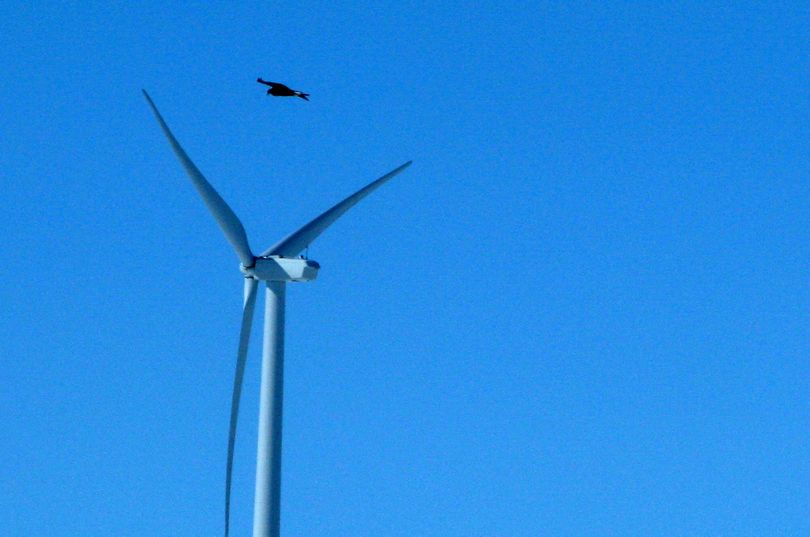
xmin=142 ymin=90 xmax=156 ymax=108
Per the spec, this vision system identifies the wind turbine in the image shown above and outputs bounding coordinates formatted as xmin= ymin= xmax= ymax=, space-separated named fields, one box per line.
xmin=142 ymin=90 xmax=411 ymax=537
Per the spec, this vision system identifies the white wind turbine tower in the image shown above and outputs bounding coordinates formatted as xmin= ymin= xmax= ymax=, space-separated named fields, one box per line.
xmin=143 ymin=90 xmax=411 ymax=537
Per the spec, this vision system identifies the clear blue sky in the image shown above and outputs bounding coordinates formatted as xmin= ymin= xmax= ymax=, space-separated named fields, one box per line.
xmin=2 ymin=2 xmax=810 ymax=535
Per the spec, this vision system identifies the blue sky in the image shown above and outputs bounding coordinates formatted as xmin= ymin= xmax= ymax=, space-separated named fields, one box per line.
xmin=2 ymin=2 xmax=810 ymax=535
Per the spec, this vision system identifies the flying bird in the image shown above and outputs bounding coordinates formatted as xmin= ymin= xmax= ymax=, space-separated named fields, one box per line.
xmin=257 ymin=78 xmax=310 ymax=101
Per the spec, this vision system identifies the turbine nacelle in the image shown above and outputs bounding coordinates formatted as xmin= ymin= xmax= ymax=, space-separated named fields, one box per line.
xmin=242 ymin=255 xmax=320 ymax=282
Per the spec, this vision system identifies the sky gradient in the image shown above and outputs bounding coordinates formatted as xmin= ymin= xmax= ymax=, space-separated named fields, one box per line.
xmin=2 ymin=2 xmax=810 ymax=535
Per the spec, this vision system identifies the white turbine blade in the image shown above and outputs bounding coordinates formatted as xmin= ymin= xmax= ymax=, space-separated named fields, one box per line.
xmin=142 ymin=90 xmax=255 ymax=267
xmin=225 ymin=277 xmax=259 ymax=537
xmin=259 ymin=161 xmax=412 ymax=257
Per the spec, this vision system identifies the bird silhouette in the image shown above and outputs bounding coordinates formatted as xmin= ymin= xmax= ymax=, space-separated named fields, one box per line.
xmin=257 ymin=78 xmax=310 ymax=101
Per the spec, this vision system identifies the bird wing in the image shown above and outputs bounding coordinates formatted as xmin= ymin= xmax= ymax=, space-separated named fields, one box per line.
xmin=257 ymin=78 xmax=291 ymax=91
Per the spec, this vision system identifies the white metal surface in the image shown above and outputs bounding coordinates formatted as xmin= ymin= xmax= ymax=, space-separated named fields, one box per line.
xmin=142 ymin=90 xmax=255 ymax=267
xmin=259 ymin=160 xmax=412 ymax=257
xmin=253 ymin=281 xmax=286 ymax=537
xmin=224 ymin=277 xmax=259 ymax=537
xmin=245 ymin=256 xmax=319 ymax=282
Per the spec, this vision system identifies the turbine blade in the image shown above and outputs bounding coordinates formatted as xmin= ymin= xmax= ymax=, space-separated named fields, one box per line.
xmin=142 ymin=90 xmax=255 ymax=267
xmin=259 ymin=161 xmax=412 ymax=257
xmin=225 ymin=277 xmax=259 ymax=537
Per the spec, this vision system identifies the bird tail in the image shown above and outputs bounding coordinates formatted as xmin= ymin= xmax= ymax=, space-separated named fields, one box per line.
xmin=296 ymin=92 xmax=310 ymax=101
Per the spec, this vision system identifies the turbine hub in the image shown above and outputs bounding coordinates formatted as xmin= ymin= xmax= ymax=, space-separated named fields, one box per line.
xmin=240 ymin=255 xmax=319 ymax=282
